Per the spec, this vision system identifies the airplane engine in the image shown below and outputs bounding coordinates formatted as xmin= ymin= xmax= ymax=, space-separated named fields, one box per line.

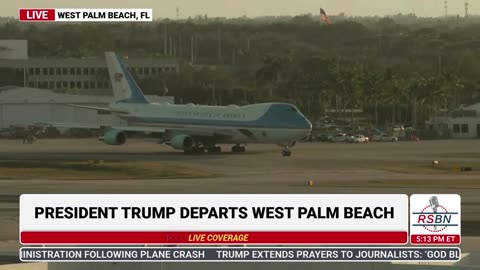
xmin=168 ymin=134 xmax=194 ymax=150
xmin=99 ymin=129 xmax=127 ymax=145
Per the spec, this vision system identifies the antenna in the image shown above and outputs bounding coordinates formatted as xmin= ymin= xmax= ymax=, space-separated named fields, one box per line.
xmin=176 ymin=7 xmax=179 ymax=20
xmin=444 ymin=0 xmax=448 ymax=17
xmin=465 ymin=0 xmax=469 ymax=18
xmin=217 ymin=27 xmax=221 ymax=61
xmin=164 ymin=21 xmax=167 ymax=56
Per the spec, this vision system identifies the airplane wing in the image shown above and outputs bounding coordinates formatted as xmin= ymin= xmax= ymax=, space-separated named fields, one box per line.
xmin=38 ymin=122 xmax=165 ymax=133
xmin=68 ymin=104 xmax=130 ymax=115
xmin=38 ymin=122 xmax=237 ymax=138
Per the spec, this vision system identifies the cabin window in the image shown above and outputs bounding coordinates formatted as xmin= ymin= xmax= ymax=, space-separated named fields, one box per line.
xmin=287 ymin=107 xmax=298 ymax=113
xmin=453 ymin=124 xmax=460 ymax=133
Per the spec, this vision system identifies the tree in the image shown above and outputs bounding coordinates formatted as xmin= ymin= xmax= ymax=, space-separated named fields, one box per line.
xmin=359 ymin=69 xmax=385 ymax=126
xmin=256 ymin=55 xmax=290 ymax=99
xmin=329 ymin=61 xmax=363 ymax=126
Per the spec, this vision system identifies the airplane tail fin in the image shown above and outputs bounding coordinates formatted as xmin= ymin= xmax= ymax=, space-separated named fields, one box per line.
xmin=105 ymin=51 xmax=149 ymax=104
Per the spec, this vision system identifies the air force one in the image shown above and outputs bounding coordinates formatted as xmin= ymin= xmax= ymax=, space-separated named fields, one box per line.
xmin=49 ymin=52 xmax=312 ymax=157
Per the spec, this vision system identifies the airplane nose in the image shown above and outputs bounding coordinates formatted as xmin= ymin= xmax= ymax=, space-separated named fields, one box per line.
xmin=300 ymin=116 xmax=312 ymax=138
xmin=303 ymin=116 xmax=313 ymax=130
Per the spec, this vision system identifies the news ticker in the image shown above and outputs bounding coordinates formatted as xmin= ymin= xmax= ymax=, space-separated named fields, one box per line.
xmin=18 ymin=9 xmax=152 ymax=22
xmin=20 ymin=247 xmax=461 ymax=262
xmin=19 ymin=194 xmax=461 ymax=245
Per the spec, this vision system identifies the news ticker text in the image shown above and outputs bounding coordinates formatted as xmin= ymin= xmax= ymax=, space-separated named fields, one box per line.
xmin=20 ymin=247 xmax=460 ymax=262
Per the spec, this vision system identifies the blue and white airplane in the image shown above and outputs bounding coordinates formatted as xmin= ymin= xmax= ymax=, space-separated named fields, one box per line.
xmin=52 ymin=52 xmax=312 ymax=157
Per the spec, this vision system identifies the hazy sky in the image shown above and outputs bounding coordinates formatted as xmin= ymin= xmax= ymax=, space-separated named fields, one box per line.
xmin=4 ymin=0 xmax=477 ymax=18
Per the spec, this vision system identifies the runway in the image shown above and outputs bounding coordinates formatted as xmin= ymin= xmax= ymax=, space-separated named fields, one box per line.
xmin=0 ymin=138 xmax=479 ymax=258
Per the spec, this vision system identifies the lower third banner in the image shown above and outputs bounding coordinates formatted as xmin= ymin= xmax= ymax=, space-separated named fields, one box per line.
xmin=20 ymin=247 xmax=461 ymax=262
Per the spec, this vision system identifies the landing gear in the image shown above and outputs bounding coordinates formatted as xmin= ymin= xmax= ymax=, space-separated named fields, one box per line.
xmin=281 ymin=149 xmax=291 ymax=157
xmin=232 ymin=145 xmax=246 ymax=153
xmin=207 ymin=146 xmax=222 ymax=153
xmin=184 ymin=146 xmax=205 ymax=154
xmin=279 ymin=141 xmax=296 ymax=157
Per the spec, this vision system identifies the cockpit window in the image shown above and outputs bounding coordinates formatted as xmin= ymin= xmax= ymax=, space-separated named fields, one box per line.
xmin=288 ymin=107 xmax=298 ymax=112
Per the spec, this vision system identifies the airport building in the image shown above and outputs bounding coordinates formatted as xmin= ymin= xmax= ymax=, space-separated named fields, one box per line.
xmin=0 ymin=40 xmax=180 ymax=95
xmin=426 ymin=103 xmax=480 ymax=139
xmin=0 ymin=86 xmax=173 ymax=129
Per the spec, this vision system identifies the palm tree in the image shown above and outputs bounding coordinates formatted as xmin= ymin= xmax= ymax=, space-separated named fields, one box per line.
xmin=359 ymin=69 xmax=385 ymax=126
xmin=388 ymin=76 xmax=411 ymax=126
xmin=330 ymin=61 xmax=363 ymax=127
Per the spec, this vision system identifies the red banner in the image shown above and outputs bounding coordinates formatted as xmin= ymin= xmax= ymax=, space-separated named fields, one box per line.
xmin=19 ymin=9 xmax=55 ymax=21
xmin=21 ymin=231 xmax=408 ymax=245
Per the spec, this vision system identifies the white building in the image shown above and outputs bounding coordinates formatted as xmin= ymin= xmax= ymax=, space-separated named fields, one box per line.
xmin=0 ymin=86 xmax=174 ymax=129
xmin=0 ymin=40 xmax=180 ymax=94
xmin=426 ymin=103 xmax=480 ymax=138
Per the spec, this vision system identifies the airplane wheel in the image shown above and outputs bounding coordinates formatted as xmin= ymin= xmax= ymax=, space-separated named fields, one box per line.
xmin=232 ymin=145 xmax=243 ymax=153
xmin=282 ymin=150 xmax=291 ymax=157
xmin=192 ymin=147 xmax=204 ymax=153
xmin=215 ymin=146 xmax=221 ymax=152
xmin=207 ymin=146 xmax=217 ymax=153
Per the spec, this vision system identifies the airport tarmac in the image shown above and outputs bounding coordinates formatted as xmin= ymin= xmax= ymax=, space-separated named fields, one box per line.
xmin=0 ymin=138 xmax=479 ymax=258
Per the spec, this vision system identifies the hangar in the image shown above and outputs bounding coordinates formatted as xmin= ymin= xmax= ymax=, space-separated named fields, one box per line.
xmin=0 ymin=86 xmax=173 ymax=129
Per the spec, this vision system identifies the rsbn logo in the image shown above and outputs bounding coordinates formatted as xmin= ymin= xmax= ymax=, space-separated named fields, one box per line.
xmin=412 ymin=196 xmax=459 ymax=233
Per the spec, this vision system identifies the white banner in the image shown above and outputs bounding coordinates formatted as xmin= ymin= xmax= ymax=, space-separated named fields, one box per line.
xmin=20 ymin=194 xmax=408 ymax=231
xmin=55 ymin=9 xmax=152 ymax=22
xmin=20 ymin=194 xmax=409 ymax=244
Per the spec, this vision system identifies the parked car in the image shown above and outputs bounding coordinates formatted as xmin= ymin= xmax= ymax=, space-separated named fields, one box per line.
xmin=374 ymin=134 xmax=398 ymax=142
xmin=316 ymin=133 xmax=330 ymax=142
xmin=349 ymin=134 xmax=369 ymax=143
xmin=329 ymin=133 xmax=353 ymax=143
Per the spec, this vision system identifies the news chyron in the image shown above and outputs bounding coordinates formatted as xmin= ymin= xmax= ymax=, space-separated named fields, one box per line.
xmin=19 ymin=194 xmax=461 ymax=262
xmin=19 ymin=8 xmax=152 ymax=22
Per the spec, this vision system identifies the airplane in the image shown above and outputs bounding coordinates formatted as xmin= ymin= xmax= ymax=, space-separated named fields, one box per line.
xmin=47 ymin=52 xmax=312 ymax=157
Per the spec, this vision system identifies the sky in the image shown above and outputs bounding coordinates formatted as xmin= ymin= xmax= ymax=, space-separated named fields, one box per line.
xmin=3 ymin=0 xmax=477 ymax=18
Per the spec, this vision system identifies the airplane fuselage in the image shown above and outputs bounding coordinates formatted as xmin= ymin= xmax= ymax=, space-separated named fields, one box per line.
xmin=111 ymin=102 xmax=312 ymax=145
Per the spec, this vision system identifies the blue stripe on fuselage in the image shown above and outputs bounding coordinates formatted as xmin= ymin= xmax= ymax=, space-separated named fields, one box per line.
xmin=121 ymin=103 xmax=312 ymax=130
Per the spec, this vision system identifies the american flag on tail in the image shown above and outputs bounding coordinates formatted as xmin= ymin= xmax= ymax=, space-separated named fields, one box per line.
xmin=114 ymin=73 xmax=123 ymax=82
xmin=320 ymin=8 xmax=331 ymax=24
